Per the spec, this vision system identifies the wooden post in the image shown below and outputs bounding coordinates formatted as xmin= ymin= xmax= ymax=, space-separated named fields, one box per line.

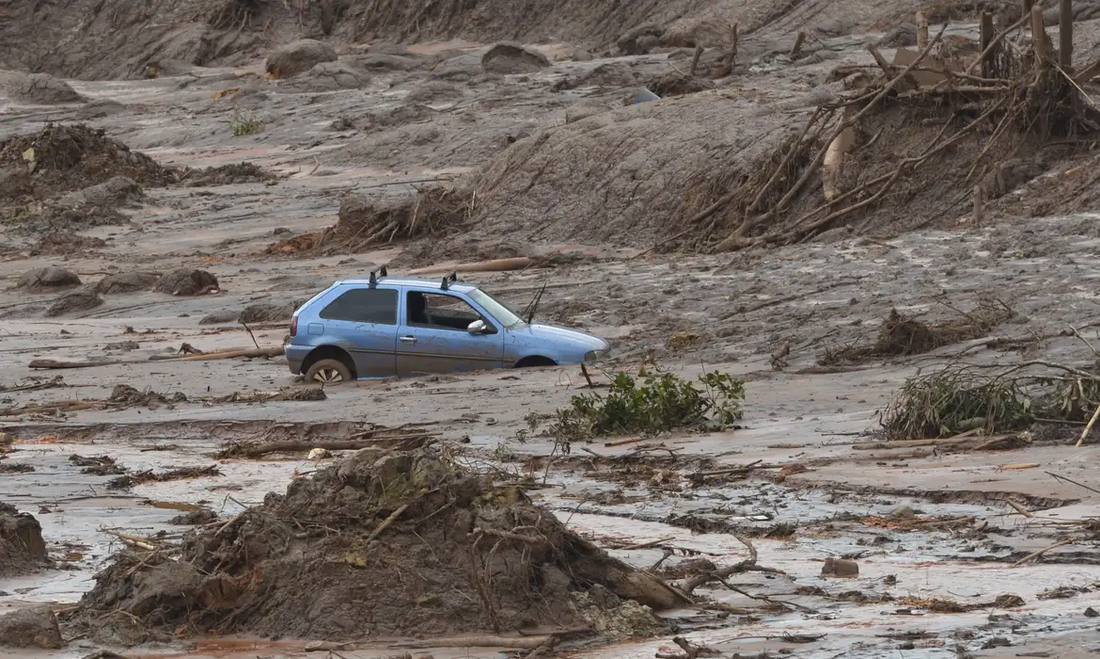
xmin=916 ymin=12 xmax=929 ymax=50
xmin=980 ymin=12 xmax=995 ymax=77
xmin=973 ymin=186 xmax=984 ymax=225
xmin=1031 ymin=4 xmax=1048 ymax=61
xmin=790 ymin=31 xmax=806 ymax=59
xmin=690 ymin=45 xmax=704 ymax=76
xmin=1060 ymin=0 xmax=1074 ymax=69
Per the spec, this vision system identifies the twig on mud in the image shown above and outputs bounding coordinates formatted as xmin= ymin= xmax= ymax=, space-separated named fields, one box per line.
xmin=239 ymin=321 xmax=260 ymax=350
xmin=366 ymin=503 xmax=410 ymax=543
xmin=715 ymin=577 xmax=817 ymax=613
xmin=1046 ymin=471 xmax=1100 ymax=496
xmin=1011 ymin=538 xmax=1074 ymax=567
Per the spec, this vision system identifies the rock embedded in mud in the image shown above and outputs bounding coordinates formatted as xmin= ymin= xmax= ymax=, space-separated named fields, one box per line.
xmin=616 ymin=24 xmax=665 ymax=55
xmin=430 ymin=53 xmax=484 ymax=81
xmin=238 ymin=301 xmax=300 ymax=324
xmin=821 ymin=557 xmax=859 ymax=578
xmin=0 ymin=503 xmax=47 ymax=577
xmin=265 ymin=39 xmax=338 ymax=79
xmin=57 ymin=176 xmax=143 ymax=209
xmin=1 ymin=72 xmax=84 ymax=105
xmin=0 ymin=605 xmax=64 ymax=649
xmin=288 ymin=61 xmax=365 ymax=91
xmin=45 ymin=289 xmax=103 ymax=317
xmin=481 ymin=43 xmax=551 ymax=75
xmin=95 ymin=271 xmax=160 ymax=295
xmin=17 ymin=266 xmax=81 ymax=292
xmin=154 ymin=269 xmax=219 ymax=296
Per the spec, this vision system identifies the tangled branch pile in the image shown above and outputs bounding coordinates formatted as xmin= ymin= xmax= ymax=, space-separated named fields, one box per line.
xmin=881 ymin=359 xmax=1100 ymax=440
xmin=822 ymin=300 xmax=1014 ymax=364
xmin=333 ymin=187 xmax=476 ymax=249
xmin=64 ymin=448 xmax=684 ymax=645
xmin=676 ymin=18 xmax=1100 ymax=252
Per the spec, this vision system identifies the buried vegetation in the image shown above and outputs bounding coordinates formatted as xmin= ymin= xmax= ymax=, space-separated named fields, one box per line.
xmin=63 ymin=449 xmax=686 ymax=646
xmin=535 ymin=369 xmax=746 ymax=450
xmin=881 ymin=358 xmax=1100 ymax=441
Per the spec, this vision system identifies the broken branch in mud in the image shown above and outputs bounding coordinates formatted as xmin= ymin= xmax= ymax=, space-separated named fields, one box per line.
xmin=216 ymin=430 xmax=436 ymax=458
xmin=1011 ymin=538 xmax=1073 ymax=567
xmin=30 ymin=346 xmax=283 ymax=370
xmin=408 ymin=257 xmax=536 ymax=275
xmin=107 ymin=465 xmax=220 ymax=490
xmin=679 ymin=536 xmax=786 ymax=596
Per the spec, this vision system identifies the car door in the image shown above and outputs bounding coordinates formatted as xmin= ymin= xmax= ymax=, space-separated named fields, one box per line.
xmin=396 ymin=289 xmax=505 ymax=376
xmin=315 ymin=285 xmax=399 ymax=377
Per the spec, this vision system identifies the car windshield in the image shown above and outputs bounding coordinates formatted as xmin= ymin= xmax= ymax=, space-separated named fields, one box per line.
xmin=469 ymin=288 xmax=524 ymax=328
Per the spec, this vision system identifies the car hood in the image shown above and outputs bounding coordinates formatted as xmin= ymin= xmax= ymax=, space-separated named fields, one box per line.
xmin=514 ymin=323 xmax=608 ymax=351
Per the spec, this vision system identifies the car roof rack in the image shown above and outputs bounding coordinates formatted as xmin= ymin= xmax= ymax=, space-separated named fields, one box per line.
xmin=367 ymin=266 xmax=388 ymax=288
xmin=440 ymin=271 xmax=458 ymax=291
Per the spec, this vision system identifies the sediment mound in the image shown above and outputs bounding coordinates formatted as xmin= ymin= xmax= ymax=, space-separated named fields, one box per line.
xmin=0 ymin=72 xmax=84 ymax=104
xmin=327 ymin=188 xmax=473 ymax=251
xmin=154 ymin=269 xmax=219 ymax=296
xmin=465 ymin=91 xmax=815 ymax=247
xmin=45 ymin=289 xmax=104 ymax=317
xmin=0 ymin=503 xmax=48 ymax=577
xmin=66 ymin=449 xmax=681 ymax=645
xmin=265 ymin=39 xmax=338 ymax=78
xmin=0 ymin=124 xmax=175 ymax=204
xmin=95 ymin=272 xmax=160 ymax=295
xmin=481 ymin=43 xmax=550 ymax=75
xmin=17 ymin=266 xmax=81 ymax=292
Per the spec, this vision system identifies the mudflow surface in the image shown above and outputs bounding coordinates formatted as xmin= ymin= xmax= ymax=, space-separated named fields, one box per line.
xmin=3 ymin=1 xmax=1100 ymax=658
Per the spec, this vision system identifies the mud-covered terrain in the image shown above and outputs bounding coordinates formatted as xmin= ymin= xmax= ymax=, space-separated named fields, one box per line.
xmin=3 ymin=1 xmax=1100 ymax=658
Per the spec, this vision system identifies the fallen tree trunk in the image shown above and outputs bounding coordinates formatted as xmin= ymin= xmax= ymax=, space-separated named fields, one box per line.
xmin=408 ymin=257 xmax=536 ymax=275
xmin=31 ymin=347 xmax=283 ymax=370
xmin=216 ymin=433 xmax=435 ymax=458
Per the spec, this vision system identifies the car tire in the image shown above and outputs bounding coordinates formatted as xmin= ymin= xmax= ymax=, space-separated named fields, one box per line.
xmin=305 ymin=358 xmax=352 ymax=385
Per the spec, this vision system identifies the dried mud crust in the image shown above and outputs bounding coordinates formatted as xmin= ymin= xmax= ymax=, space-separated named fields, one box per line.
xmin=66 ymin=449 xmax=680 ymax=645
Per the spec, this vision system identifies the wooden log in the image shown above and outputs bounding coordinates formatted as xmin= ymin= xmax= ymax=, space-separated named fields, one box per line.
xmin=216 ymin=434 xmax=433 ymax=458
xmin=916 ymin=12 xmax=929 ymax=49
xmin=1032 ymin=4 xmax=1048 ymax=61
xmin=980 ymin=12 xmax=995 ymax=78
xmin=28 ymin=359 xmax=118 ymax=370
xmin=30 ymin=347 xmax=283 ymax=370
xmin=408 ymin=257 xmax=536 ymax=275
xmin=1060 ymin=0 xmax=1074 ymax=70
xmin=790 ymin=31 xmax=806 ymax=59
xmin=689 ymin=45 xmax=704 ymax=76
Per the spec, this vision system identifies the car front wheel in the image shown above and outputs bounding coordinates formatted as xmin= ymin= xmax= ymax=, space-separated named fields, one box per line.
xmin=305 ymin=358 xmax=352 ymax=385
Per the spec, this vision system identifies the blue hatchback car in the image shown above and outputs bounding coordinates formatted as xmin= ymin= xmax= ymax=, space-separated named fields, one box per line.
xmin=285 ymin=272 xmax=609 ymax=384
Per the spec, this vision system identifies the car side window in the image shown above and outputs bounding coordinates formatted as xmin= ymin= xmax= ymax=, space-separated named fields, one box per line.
xmin=319 ymin=288 xmax=398 ymax=324
xmin=407 ymin=291 xmax=487 ymax=332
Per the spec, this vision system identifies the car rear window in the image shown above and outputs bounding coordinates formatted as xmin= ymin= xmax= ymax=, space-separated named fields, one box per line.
xmin=319 ymin=288 xmax=398 ymax=325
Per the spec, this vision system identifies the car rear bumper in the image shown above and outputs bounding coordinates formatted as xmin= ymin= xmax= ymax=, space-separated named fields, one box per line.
xmin=285 ymin=345 xmax=309 ymax=375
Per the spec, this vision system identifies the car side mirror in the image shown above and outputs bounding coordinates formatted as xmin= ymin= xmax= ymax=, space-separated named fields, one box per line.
xmin=467 ymin=319 xmax=488 ymax=335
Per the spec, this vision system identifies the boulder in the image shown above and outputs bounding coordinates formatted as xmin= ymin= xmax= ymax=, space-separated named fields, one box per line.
xmin=1 ymin=72 xmax=83 ymax=104
xmin=94 ymin=271 xmax=160 ymax=295
xmin=288 ymin=61 xmax=365 ymax=91
xmin=0 ymin=605 xmax=63 ymax=649
xmin=17 ymin=266 xmax=81 ymax=292
xmin=616 ymin=24 xmax=665 ymax=55
xmin=58 ymin=176 xmax=144 ymax=209
xmin=265 ymin=39 xmax=338 ymax=79
xmin=45 ymin=289 xmax=103 ymax=317
xmin=154 ymin=269 xmax=219 ymax=296
xmin=481 ymin=43 xmax=551 ymax=75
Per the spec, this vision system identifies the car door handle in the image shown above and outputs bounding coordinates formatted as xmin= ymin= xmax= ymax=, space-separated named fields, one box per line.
xmin=399 ymin=336 xmax=417 ymax=344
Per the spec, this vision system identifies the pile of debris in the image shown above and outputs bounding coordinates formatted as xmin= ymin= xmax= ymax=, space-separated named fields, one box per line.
xmin=0 ymin=503 xmax=47 ymax=577
xmin=268 ymin=187 xmax=474 ymax=256
xmin=64 ymin=449 xmax=684 ymax=645
xmin=0 ymin=124 xmax=175 ymax=204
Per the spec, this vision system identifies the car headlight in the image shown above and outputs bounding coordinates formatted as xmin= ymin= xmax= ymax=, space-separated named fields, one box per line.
xmin=584 ymin=350 xmax=604 ymax=363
